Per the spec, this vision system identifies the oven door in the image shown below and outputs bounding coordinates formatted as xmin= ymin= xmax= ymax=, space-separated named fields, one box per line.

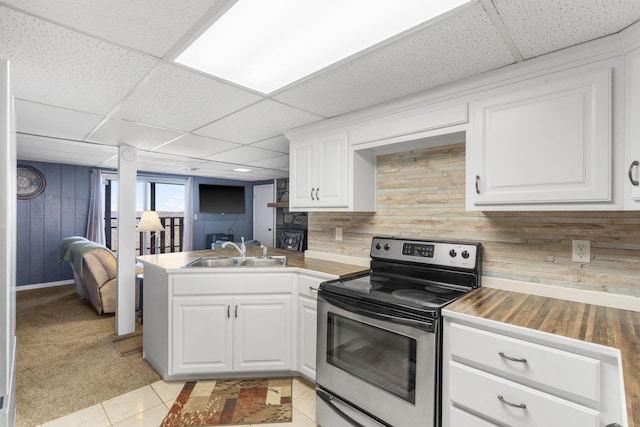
xmin=316 ymin=292 xmax=438 ymax=427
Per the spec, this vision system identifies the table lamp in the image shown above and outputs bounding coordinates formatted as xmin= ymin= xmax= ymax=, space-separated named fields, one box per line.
xmin=137 ymin=210 xmax=164 ymax=255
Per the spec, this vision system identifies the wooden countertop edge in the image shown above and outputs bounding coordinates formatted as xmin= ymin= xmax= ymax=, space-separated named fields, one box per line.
xmin=445 ymin=287 xmax=639 ymax=427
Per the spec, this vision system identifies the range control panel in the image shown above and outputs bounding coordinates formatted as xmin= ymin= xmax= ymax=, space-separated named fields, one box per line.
xmin=370 ymin=237 xmax=481 ymax=270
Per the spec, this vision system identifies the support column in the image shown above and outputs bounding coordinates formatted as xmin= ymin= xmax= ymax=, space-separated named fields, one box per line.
xmin=116 ymin=146 xmax=137 ymax=335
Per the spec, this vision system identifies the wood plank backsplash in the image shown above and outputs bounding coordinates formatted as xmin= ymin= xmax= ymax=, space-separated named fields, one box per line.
xmin=308 ymin=142 xmax=640 ymax=297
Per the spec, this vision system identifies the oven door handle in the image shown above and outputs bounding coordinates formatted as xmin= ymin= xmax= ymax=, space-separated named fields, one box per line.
xmin=317 ymin=388 xmax=366 ymax=427
xmin=321 ymin=293 xmax=434 ymax=331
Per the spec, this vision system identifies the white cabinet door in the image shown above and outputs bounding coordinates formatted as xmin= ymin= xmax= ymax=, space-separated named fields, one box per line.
xmin=289 ymin=138 xmax=316 ymax=208
xmin=172 ymin=296 xmax=233 ymax=375
xmin=467 ymin=66 xmax=612 ymax=210
xmin=233 ymin=295 xmax=293 ymax=372
xmin=316 ymin=133 xmax=349 ymax=208
xmin=297 ymin=295 xmax=317 ymax=380
xmin=625 ymin=47 xmax=640 ymax=207
xmin=290 ymin=132 xmax=349 ymax=210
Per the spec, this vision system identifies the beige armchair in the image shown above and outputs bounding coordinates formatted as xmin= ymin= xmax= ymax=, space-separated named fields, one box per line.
xmin=58 ymin=237 xmax=137 ymax=314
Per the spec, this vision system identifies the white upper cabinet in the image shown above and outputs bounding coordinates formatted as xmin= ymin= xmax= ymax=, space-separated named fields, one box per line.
xmin=625 ymin=47 xmax=640 ymax=209
xmin=467 ymin=64 xmax=613 ymax=210
xmin=289 ymin=131 xmax=376 ymax=212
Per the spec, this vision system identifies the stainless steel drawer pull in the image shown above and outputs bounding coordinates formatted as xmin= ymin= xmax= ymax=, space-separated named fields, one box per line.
xmin=499 ymin=352 xmax=527 ymax=363
xmin=629 ymin=160 xmax=639 ymax=186
xmin=315 ymin=188 xmax=320 ymax=200
xmin=498 ymin=395 xmax=526 ymax=409
xmin=309 ymin=286 xmax=319 ymax=292
xmin=310 ymin=188 xmax=315 ymax=200
xmin=227 ymin=305 xmax=230 ymax=318
xmin=475 ymin=175 xmax=480 ymax=194
xmin=235 ymin=305 xmax=238 ymax=318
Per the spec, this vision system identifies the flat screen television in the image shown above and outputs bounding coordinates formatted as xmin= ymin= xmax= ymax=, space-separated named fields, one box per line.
xmin=199 ymin=184 xmax=246 ymax=214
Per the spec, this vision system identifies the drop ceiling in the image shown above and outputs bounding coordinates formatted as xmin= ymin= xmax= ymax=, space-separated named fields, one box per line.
xmin=2 ymin=0 xmax=640 ymax=181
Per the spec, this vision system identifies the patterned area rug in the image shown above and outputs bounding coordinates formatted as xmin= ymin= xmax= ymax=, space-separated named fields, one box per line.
xmin=161 ymin=378 xmax=293 ymax=426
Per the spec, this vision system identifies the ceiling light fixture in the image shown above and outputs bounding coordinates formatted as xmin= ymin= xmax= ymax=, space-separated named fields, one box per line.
xmin=233 ymin=168 xmax=252 ymax=172
xmin=175 ymin=0 xmax=470 ymax=94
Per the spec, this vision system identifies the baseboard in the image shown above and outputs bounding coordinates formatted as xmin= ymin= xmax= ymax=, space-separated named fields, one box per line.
xmin=16 ymin=280 xmax=74 ymax=291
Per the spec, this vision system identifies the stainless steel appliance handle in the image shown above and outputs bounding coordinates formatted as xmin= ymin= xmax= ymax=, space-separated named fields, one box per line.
xmin=321 ymin=293 xmax=434 ymax=331
xmin=629 ymin=160 xmax=639 ymax=186
xmin=317 ymin=388 xmax=366 ymax=427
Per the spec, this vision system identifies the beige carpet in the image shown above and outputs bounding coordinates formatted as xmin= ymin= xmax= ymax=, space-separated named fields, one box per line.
xmin=15 ymin=284 xmax=161 ymax=427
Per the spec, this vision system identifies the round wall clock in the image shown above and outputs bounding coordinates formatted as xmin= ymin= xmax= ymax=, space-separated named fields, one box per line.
xmin=17 ymin=165 xmax=46 ymax=200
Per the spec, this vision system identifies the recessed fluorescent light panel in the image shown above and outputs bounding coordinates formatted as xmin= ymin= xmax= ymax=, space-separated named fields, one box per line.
xmin=175 ymin=0 xmax=470 ymax=94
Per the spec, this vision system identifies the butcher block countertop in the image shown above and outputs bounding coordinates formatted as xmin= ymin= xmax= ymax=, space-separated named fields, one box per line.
xmin=445 ymin=287 xmax=640 ymax=427
xmin=137 ymin=246 xmax=369 ymax=279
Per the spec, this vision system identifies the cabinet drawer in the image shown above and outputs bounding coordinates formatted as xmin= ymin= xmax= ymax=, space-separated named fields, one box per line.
xmin=449 ymin=362 xmax=599 ymax=427
xmin=449 ymin=322 xmax=600 ymax=402
xmin=297 ymin=275 xmax=327 ymax=298
xmin=449 ymin=405 xmax=499 ymax=426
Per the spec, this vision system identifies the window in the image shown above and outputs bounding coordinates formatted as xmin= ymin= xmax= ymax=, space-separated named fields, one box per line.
xmin=104 ymin=176 xmax=186 ymax=255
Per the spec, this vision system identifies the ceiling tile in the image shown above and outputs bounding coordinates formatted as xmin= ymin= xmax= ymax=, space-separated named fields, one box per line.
xmin=204 ymin=145 xmax=283 ymax=164
xmin=17 ymin=134 xmax=117 ymax=166
xmin=113 ymin=63 xmax=263 ymax=131
xmin=86 ymin=118 xmax=184 ymax=150
xmin=274 ymin=3 xmax=515 ymax=117
xmin=0 ymin=6 xmax=158 ymax=114
xmin=195 ymin=100 xmax=324 ymax=143
xmin=153 ymin=133 xmax=242 ymax=157
xmin=250 ymin=135 xmax=290 ymax=153
xmin=247 ymin=154 xmax=289 ymax=170
xmin=1 ymin=0 xmax=221 ymax=57
xmin=493 ymin=0 xmax=640 ymax=59
xmin=15 ymin=100 xmax=104 ymax=140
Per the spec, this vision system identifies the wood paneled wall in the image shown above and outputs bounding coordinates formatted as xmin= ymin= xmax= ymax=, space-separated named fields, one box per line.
xmin=16 ymin=161 xmax=91 ymax=286
xmin=308 ymin=143 xmax=640 ymax=297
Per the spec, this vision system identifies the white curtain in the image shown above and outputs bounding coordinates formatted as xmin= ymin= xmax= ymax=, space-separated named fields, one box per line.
xmin=182 ymin=177 xmax=193 ymax=251
xmin=86 ymin=168 xmax=105 ymax=244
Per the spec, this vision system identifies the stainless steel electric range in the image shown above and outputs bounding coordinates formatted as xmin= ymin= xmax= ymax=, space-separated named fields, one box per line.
xmin=315 ymin=237 xmax=482 ymax=427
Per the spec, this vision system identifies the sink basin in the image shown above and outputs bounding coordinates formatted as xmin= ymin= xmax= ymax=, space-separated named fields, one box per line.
xmin=182 ymin=256 xmax=287 ymax=268
xmin=182 ymin=257 xmax=236 ymax=268
xmin=237 ymin=256 xmax=287 ymax=267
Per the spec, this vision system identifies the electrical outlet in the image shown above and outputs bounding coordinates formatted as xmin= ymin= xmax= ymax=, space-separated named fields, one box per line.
xmin=335 ymin=227 xmax=343 ymax=241
xmin=572 ymin=240 xmax=590 ymax=263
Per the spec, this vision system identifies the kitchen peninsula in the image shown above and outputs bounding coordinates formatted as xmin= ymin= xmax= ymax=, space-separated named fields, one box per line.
xmin=136 ymin=246 xmax=367 ymax=381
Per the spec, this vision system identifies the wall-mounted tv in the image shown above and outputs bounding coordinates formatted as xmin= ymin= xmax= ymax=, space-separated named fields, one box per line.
xmin=199 ymin=184 xmax=246 ymax=214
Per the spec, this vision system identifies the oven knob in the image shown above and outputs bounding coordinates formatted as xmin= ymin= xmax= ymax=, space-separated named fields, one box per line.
xmin=449 ymin=249 xmax=457 ymax=257
xmin=384 ymin=244 xmax=391 ymax=250
xmin=375 ymin=243 xmax=381 ymax=250
xmin=461 ymin=250 xmax=469 ymax=259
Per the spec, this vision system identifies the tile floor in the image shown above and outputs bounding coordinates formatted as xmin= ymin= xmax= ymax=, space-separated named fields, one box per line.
xmin=36 ymin=377 xmax=318 ymax=427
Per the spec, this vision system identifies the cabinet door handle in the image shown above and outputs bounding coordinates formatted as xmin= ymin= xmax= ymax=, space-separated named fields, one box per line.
xmin=475 ymin=175 xmax=481 ymax=194
xmin=628 ymin=160 xmax=639 ymax=186
xmin=235 ymin=305 xmax=238 ymax=318
xmin=309 ymin=286 xmax=319 ymax=293
xmin=227 ymin=305 xmax=230 ymax=318
xmin=605 ymin=423 xmax=622 ymax=427
xmin=498 ymin=395 xmax=526 ymax=409
xmin=315 ymin=188 xmax=320 ymax=200
xmin=310 ymin=188 xmax=315 ymax=200
xmin=498 ymin=352 xmax=527 ymax=363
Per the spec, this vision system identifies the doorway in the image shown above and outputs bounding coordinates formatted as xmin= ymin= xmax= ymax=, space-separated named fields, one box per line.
xmin=253 ymin=184 xmax=275 ymax=247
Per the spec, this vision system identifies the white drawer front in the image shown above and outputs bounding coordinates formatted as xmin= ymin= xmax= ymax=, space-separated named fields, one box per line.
xmin=172 ymin=273 xmax=293 ymax=295
xmin=297 ymin=274 xmax=328 ymax=298
xmin=449 ymin=406 xmax=500 ymax=427
xmin=449 ymin=362 xmax=600 ymax=427
xmin=449 ymin=322 xmax=600 ymax=402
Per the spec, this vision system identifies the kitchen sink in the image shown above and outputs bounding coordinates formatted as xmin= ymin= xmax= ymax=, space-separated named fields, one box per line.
xmin=182 ymin=256 xmax=287 ymax=268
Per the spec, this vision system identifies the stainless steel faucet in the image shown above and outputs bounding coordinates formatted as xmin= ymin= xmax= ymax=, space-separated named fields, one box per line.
xmin=222 ymin=237 xmax=246 ymax=257
xmin=261 ymin=244 xmax=268 ymax=258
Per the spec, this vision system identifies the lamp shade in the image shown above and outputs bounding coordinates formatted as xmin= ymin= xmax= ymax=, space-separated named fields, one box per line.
xmin=137 ymin=210 xmax=164 ymax=232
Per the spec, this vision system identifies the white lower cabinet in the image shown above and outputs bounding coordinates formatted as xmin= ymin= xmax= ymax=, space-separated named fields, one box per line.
xmin=172 ymin=294 xmax=292 ymax=375
xmin=296 ymin=273 xmax=334 ymax=381
xmin=442 ymin=312 xmax=627 ymax=427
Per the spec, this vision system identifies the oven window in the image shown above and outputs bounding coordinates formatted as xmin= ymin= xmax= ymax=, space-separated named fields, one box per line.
xmin=326 ymin=312 xmax=417 ymax=404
